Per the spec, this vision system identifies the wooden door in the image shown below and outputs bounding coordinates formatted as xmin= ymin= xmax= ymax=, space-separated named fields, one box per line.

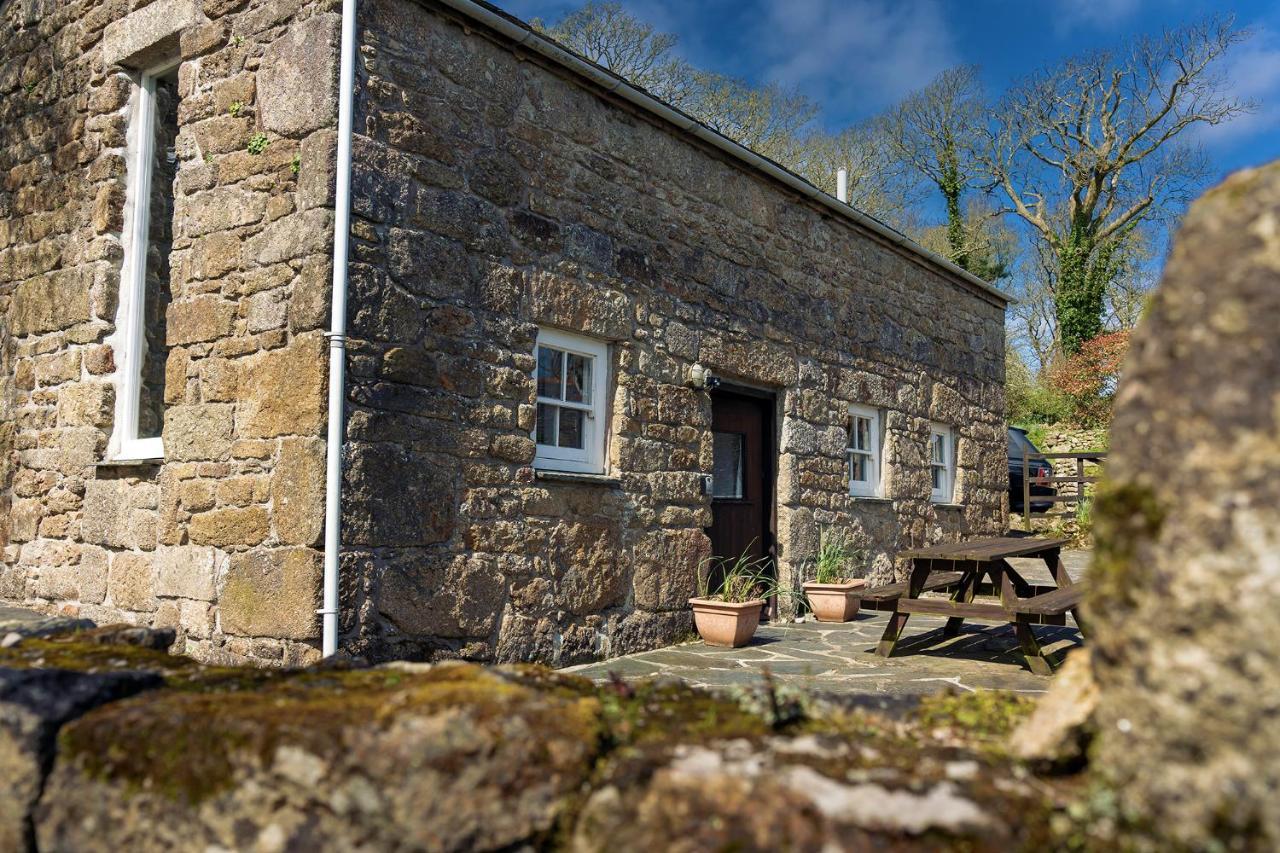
xmin=708 ymin=390 xmax=776 ymax=613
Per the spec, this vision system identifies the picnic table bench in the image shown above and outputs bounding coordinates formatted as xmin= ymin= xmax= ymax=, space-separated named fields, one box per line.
xmin=860 ymin=536 xmax=1086 ymax=675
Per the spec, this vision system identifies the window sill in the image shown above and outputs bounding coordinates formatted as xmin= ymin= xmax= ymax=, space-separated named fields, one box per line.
xmin=932 ymin=502 xmax=965 ymax=510
xmin=535 ymin=469 xmax=622 ymax=488
xmin=849 ymin=495 xmax=893 ymax=504
xmin=96 ymin=457 xmax=163 ymax=470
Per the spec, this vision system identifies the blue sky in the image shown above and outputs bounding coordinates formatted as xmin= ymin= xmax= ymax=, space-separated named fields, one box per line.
xmin=497 ymin=0 xmax=1280 ymax=184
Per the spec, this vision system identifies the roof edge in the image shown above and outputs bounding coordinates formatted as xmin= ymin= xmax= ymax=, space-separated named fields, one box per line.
xmin=433 ymin=0 xmax=1013 ymax=307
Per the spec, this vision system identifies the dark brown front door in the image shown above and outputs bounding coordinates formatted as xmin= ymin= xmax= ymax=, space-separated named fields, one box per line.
xmin=708 ymin=390 xmax=776 ymax=612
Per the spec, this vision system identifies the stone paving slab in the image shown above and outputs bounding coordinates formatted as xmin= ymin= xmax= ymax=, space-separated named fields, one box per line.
xmin=569 ymin=612 xmax=1084 ymax=696
xmin=567 ymin=550 xmax=1091 ymax=697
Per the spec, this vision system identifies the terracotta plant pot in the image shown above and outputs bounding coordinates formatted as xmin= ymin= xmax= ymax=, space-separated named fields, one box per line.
xmin=802 ymin=579 xmax=867 ymax=623
xmin=688 ymin=597 xmax=766 ymax=648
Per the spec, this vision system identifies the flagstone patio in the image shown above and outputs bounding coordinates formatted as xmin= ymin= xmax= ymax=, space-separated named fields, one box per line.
xmin=567 ymin=550 xmax=1090 ymax=697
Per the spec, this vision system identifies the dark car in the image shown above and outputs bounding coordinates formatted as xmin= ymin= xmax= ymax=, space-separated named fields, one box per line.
xmin=1009 ymin=427 xmax=1055 ymax=513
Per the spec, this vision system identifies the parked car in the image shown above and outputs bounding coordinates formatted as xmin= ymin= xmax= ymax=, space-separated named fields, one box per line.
xmin=1008 ymin=427 xmax=1055 ymax=513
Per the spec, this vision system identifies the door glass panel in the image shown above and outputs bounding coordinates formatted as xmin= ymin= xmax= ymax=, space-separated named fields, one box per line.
xmin=712 ymin=432 xmax=744 ymax=498
xmin=564 ymin=352 xmax=592 ymax=404
xmin=537 ymin=347 xmax=563 ymax=399
xmin=558 ymin=407 xmax=584 ymax=449
xmin=535 ymin=403 xmax=557 ymax=446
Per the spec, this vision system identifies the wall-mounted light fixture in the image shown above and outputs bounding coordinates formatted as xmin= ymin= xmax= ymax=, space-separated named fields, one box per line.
xmin=688 ymin=363 xmax=721 ymax=391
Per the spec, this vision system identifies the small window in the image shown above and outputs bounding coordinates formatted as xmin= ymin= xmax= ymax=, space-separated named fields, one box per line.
xmin=110 ymin=63 xmax=180 ymax=461
xmin=930 ymin=423 xmax=955 ymax=503
xmin=847 ymin=405 xmax=882 ymax=497
xmin=532 ymin=328 xmax=608 ymax=473
xmin=711 ymin=432 xmax=745 ymax=498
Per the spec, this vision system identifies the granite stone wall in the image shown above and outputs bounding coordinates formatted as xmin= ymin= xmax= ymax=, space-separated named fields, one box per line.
xmin=1 ymin=0 xmax=1008 ymax=668
xmin=0 ymin=0 xmax=342 ymax=666
xmin=338 ymin=0 xmax=1009 ymax=665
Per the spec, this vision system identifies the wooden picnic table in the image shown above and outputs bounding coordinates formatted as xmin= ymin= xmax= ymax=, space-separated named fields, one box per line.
xmin=861 ymin=536 xmax=1086 ymax=675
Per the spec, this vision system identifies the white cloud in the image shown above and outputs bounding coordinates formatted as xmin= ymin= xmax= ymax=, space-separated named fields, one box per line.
xmin=749 ymin=0 xmax=960 ymax=111
xmin=1196 ymin=24 xmax=1280 ymax=149
xmin=1052 ymin=0 xmax=1144 ymax=33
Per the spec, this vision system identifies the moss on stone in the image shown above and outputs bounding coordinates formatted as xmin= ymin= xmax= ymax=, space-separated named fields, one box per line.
xmin=0 ymin=634 xmax=279 ymax=693
xmin=1087 ymin=480 xmax=1167 ymax=616
xmin=599 ymin=680 xmax=774 ymax=747
xmin=915 ymin=691 xmax=1037 ymax=743
xmin=0 ymin=637 xmax=193 ymax=675
xmin=59 ymin=663 xmax=604 ymax=806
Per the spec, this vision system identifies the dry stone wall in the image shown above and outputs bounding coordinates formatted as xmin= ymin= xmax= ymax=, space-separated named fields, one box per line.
xmin=339 ymin=0 xmax=1008 ymax=665
xmin=0 ymin=0 xmax=341 ymax=666
xmin=0 ymin=629 xmax=1061 ymax=852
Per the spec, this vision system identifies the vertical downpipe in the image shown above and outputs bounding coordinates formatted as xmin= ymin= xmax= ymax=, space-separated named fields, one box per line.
xmin=321 ymin=0 xmax=358 ymax=657
xmin=836 ymin=168 xmax=848 ymax=204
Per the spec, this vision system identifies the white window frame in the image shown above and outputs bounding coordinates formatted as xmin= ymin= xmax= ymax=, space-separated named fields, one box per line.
xmin=847 ymin=404 xmax=882 ymax=498
xmin=531 ymin=328 xmax=609 ymax=474
xmin=108 ymin=61 xmax=180 ymax=462
xmin=930 ymin=423 xmax=955 ymax=503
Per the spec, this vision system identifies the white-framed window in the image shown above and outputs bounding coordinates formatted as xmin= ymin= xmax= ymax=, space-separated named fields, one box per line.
xmin=109 ymin=62 xmax=181 ymax=461
xmin=532 ymin=328 xmax=609 ymax=474
xmin=847 ymin=404 xmax=882 ymax=497
xmin=930 ymin=423 xmax=955 ymax=503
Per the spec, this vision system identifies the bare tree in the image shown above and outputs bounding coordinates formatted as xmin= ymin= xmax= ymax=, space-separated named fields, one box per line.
xmin=534 ymin=3 xmax=819 ymax=163
xmin=681 ymin=71 xmax=819 ymax=164
xmin=884 ymin=66 xmax=989 ymax=272
xmin=1103 ymin=228 xmax=1160 ymax=331
xmin=1009 ymin=236 xmax=1068 ymax=371
xmin=915 ymin=196 xmax=1016 ymax=282
xmin=532 ymin=2 xmax=690 ymax=102
xmin=981 ymin=16 xmax=1253 ymax=352
xmin=1009 ymin=221 xmax=1159 ymax=372
xmin=777 ymin=119 xmax=920 ymax=226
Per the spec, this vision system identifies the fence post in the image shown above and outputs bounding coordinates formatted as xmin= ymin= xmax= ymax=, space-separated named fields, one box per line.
xmin=1023 ymin=454 xmax=1031 ymax=530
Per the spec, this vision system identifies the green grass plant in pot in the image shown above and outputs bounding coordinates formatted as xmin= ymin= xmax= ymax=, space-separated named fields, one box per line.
xmin=801 ymin=534 xmax=866 ymax=623
xmin=688 ymin=545 xmax=778 ymax=648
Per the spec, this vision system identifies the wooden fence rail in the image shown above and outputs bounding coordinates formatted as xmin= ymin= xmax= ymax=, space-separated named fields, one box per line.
xmin=1022 ymin=451 xmax=1107 ymax=529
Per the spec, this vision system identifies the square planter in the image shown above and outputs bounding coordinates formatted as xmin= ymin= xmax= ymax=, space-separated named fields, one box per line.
xmin=802 ymin=579 xmax=867 ymax=623
xmin=688 ymin=597 xmax=766 ymax=648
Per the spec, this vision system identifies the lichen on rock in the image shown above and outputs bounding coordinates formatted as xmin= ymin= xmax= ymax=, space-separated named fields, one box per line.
xmin=1085 ymin=159 xmax=1280 ymax=848
xmin=0 ymin=628 xmax=1094 ymax=852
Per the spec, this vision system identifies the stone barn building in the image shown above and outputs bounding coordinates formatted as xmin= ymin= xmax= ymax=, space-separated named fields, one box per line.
xmin=0 ymin=0 xmax=1009 ymax=666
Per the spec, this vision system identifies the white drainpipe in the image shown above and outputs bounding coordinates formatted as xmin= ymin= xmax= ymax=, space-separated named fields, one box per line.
xmin=320 ymin=0 xmax=357 ymax=657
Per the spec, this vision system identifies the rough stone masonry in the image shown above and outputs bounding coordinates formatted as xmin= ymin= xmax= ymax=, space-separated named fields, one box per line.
xmin=0 ymin=0 xmax=1009 ymax=667
xmin=1088 ymin=160 xmax=1280 ymax=847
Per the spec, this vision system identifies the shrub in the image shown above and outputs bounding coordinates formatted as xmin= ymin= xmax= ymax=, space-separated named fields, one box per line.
xmin=1007 ymin=343 xmax=1073 ymax=426
xmin=1048 ymin=331 xmax=1131 ymax=427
